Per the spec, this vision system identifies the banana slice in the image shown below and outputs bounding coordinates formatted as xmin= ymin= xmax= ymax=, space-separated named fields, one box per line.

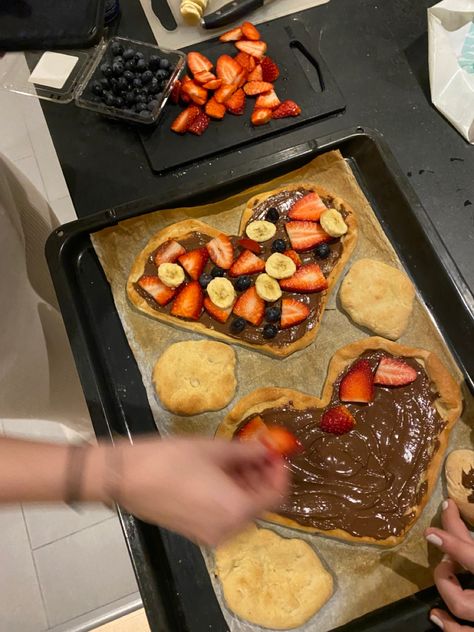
xmin=207 ymin=278 xmax=236 ymax=309
xmin=180 ymin=2 xmax=202 ymax=23
xmin=246 ymin=220 xmax=277 ymax=243
xmin=320 ymin=209 xmax=348 ymax=238
xmin=158 ymin=263 xmax=185 ymax=288
xmin=255 ymin=273 xmax=282 ymax=302
xmin=265 ymin=253 xmax=296 ymax=280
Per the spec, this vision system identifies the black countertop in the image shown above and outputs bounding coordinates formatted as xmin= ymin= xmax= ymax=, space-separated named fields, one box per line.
xmin=41 ymin=0 xmax=473 ymax=289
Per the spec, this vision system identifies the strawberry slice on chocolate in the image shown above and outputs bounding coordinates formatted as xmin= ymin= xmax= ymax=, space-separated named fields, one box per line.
xmin=154 ymin=239 xmax=186 ymax=266
xmin=279 ymin=263 xmax=328 ymax=293
xmin=374 ymin=357 xmax=418 ymax=387
xmin=203 ymin=296 xmax=232 ymax=323
xmin=262 ymin=426 xmax=303 ymax=457
xmin=288 ymin=192 xmax=327 ymax=222
xmin=178 ymin=247 xmax=209 ymax=280
xmin=238 ymin=238 xmax=261 ymax=254
xmin=283 ymin=250 xmax=302 ymax=268
xmin=138 ymin=275 xmax=176 ymax=306
xmin=170 ymin=281 xmax=203 ymax=320
xmin=229 ymin=249 xmax=265 ymax=277
xmin=236 ymin=415 xmax=267 ymax=441
xmin=285 ymin=221 xmax=332 ymax=251
xmin=206 ymin=234 xmax=234 ymax=270
xmin=233 ymin=286 xmax=265 ymax=326
xmin=339 ymin=359 xmax=374 ymax=403
xmin=320 ymin=405 xmax=356 ymax=435
xmin=281 ymin=298 xmax=310 ymax=328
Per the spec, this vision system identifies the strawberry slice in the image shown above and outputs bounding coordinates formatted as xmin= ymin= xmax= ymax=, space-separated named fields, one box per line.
xmin=285 ymin=221 xmax=332 ymax=251
xmin=279 ymin=263 xmax=328 ymax=293
xmin=251 ymin=107 xmax=272 ymax=126
xmin=238 ymin=238 xmax=261 ymax=254
xmin=154 ymin=239 xmax=186 ymax=266
xmin=188 ymin=111 xmax=210 ymax=135
xmin=178 ymin=247 xmax=209 ymax=280
xmin=320 ymin=405 xmax=356 ymax=435
xmin=225 ymin=88 xmax=246 ymax=115
xmin=203 ymin=296 xmax=232 ymax=323
xmin=235 ymin=415 xmax=267 ymax=441
xmin=235 ymin=40 xmax=267 ymax=59
xmin=244 ymin=80 xmax=273 ymax=96
xmin=339 ymin=359 xmax=374 ymax=403
xmin=235 ymin=66 xmax=248 ymax=88
xmin=233 ymin=286 xmax=265 ymax=326
xmin=206 ymin=234 xmax=234 ymax=270
xmin=234 ymin=51 xmax=256 ymax=72
xmin=215 ymin=83 xmax=238 ymax=104
xmin=273 ymin=99 xmax=301 ymax=119
xmin=216 ymin=54 xmax=243 ymax=85
xmin=194 ymin=70 xmax=216 ymax=85
xmin=262 ymin=426 xmax=303 ymax=457
xmin=187 ymin=51 xmax=213 ymax=75
xmin=248 ymin=65 xmax=263 ymax=81
xmin=281 ymin=298 xmax=310 ymax=328
xmin=170 ymin=281 xmax=203 ymax=320
xmin=229 ymin=249 xmax=265 ymax=277
xmin=241 ymin=21 xmax=261 ymax=41
xmin=170 ymin=105 xmax=200 ymax=133
xmin=219 ymin=26 xmax=243 ymax=42
xmin=260 ymin=56 xmax=280 ymax=82
xmin=374 ymin=357 xmax=418 ymax=387
xmin=205 ymin=97 xmax=226 ymax=120
xmin=137 ymin=275 xmax=176 ymax=306
xmin=283 ymin=249 xmax=302 ymax=268
xmin=203 ymin=78 xmax=222 ymax=90
xmin=181 ymin=80 xmax=208 ymax=106
xmin=255 ymin=89 xmax=280 ymax=109
xmin=288 ymin=192 xmax=327 ymax=222
xmin=170 ymin=79 xmax=181 ymax=104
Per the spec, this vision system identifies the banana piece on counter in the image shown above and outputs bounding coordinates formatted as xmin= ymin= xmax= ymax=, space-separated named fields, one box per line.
xmin=255 ymin=273 xmax=282 ymax=302
xmin=265 ymin=253 xmax=296 ymax=279
xmin=158 ymin=263 xmax=185 ymax=288
xmin=207 ymin=277 xmax=236 ymax=309
xmin=320 ymin=208 xmax=348 ymax=238
xmin=246 ymin=220 xmax=277 ymax=242
xmin=180 ymin=0 xmax=207 ymax=24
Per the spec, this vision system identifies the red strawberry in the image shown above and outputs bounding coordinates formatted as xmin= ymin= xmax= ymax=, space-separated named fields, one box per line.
xmin=205 ymin=97 xmax=226 ymax=120
xmin=216 ymin=54 xmax=243 ymax=85
xmin=187 ymin=51 xmax=213 ymax=74
xmin=244 ymin=80 xmax=273 ymax=96
xmin=219 ymin=26 xmax=243 ymax=42
xmin=280 ymin=298 xmax=310 ymax=328
xmin=279 ymin=263 xmax=328 ymax=293
xmin=178 ymin=247 xmax=209 ymax=280
xmin=260 ymin=56 xmax=280 ymax=82
xmin=137 ymin=275 xmax=176 ymax=306
xmin=206 ymin=234 xmax=234 ymax=269
xmin=225 ymin=88 xmax=246 ymax=115
xmin=248 ymin=65 xmax=263 ymax=81
xmin=235 ymin=66 xmax=248 ymax=88
xmin=285 ymin=221 xmax=332 ymax=251
xmin=238 ymin=238 xmax=261 ymax=254
xmin=235 ymin=40 xmax=267 ymax=59
xmin=154 ymin=239 xmax=186 ymax=266
xmin=262 ymin=426 xmax=303 ymax=457
xmin=188 ymin=111 xmax=210 ymax=135
xmin=170 ymin=281 xmax=203 ymax=320
xmin=251 ymin=107 xmax=272 ymax=126
xmin=339 ymin=359 xmax=374 ymax=403
xmin=283 ymin=249 xmax=302 ymax=268
xmin=215 ymin=83 xmax=238 ymax=103
xmin=236 ymin=415 xmax=267 ymax=441
xmin=288 ymin=192 xmax=327 ymax=221
xmin=181 ymin=80 xmax=208 ymax=106
xmin=203 ymin=78 xmax=222 ymax=90
xmin=194 ymin=70 xmax=216 ymax=84
xmin=170 ymin=79 xmax=181 ymax=104
xmin=233 ymin=286 xmax=265 ymax=326
xmin=170 ymin=105 xmax=200 ymax=133
xmin=374 ymin=357 xmax=418 ymax=387
xmin=203 ymin=296 xmax=232 ymax=324
xmin=241 ymin=21 xmax=261 ymax=41
xmin=320 ymin=405 xmax=356 ymax=435
xmin=234 ymin=51 xmax=256 ymax=72
xmin=180 ymin=91 xmax=191 ymax=104
xmin=229 ymin=249 xmax=265 ymax=277
xmin=273 ymin=99 xmax=301 ymax=119
xmin=255 ymin=89 xmax=280 ymax=110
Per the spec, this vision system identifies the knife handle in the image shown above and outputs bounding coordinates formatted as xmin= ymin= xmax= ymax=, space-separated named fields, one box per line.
xmin=202 ymin=0 xmax=265 ymax=30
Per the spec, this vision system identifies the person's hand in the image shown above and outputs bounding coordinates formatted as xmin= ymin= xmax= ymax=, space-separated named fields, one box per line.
xmin=103 ymin=437 xmax=289 ymax=547
xmin=425 ymin=499 xmax=474 ymax=630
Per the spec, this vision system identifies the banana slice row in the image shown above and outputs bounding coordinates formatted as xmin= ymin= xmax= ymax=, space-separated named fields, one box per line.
xmin=180 ymin=0 xmax=208 ymax=24
xmin=265 ymin=253 xmax=296 ymax=279
xmin=255 ymin=273 xmax=282 ymax=302
xmin=207 ymin=277 xmax=236 ymax=309
xmin=158 ymin=263 xmax=185 ymax=288
xmin=320 ymin=208 xmax=348 ymax=238
xmin=246 ymin=220 xmax=276 ymax=242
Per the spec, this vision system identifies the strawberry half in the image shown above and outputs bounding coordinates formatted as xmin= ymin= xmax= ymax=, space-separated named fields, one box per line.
xmin=285 ymin=221 xmax=332 ymax=251
xmin=339 ymin=359 xmax=374 ymax=403
xmin=241 ymin=21 xmax=261 ymax=41
xmin=248 ymin=65 xmax=263 ymax=81
xmin=170 ymin=105 xmax=200 ymax=133
xmin=188 ymin=111 xmax=210 ymax=135
xmin=262 ymin=426 xmax=303 ymax=457
xmin=255 ymin=89 xmax=280 ymax=110
xmin=193 ymin=70 xmax=216 ymax=85
xmin=233 ymin=285 xmax=265 ymax=326
xmin=238 ymin=238 xmax=261 ymax=254
xmin=178 ymin=247 xmax=209 ymax=280
xmin=203 ymin=296 xmax=232 ymax=324
xmin=170 ymin=281 xmax=203 ymax=320
xmin=225 ymin=88 xmax=246 ymax=115
xmin=206 ymin=234 xmax=234 ymax=269
xmin=260 ymin=56 xmax=280 ymax=82
xmin=288 ymin=192 xmax=327 ymax=222
xmin=244 ymin=80 xmax=273 ymax=96
xmin=215 ymin=83 xmax=238 ymax=104
xmin=235 ymin=415 xmax=267 ymax=441
xmin=320 ymin=405 xmax=356 ymax=435
xmin=205 ymin=97 xmax=226 ymax=120
xmin=273 ymin=99 xmax=302 ymax=119
xmin=281 ymin=298 xmax=310 ymax=328
xmin=154 ymin=239 xmax=186 ymax=266
xmin=216 ymin=54 xmax=243 ymax=85
xmin=229 ymin=249 xmax=265 ymax=277
xmin=234 ymin=51 xmax=256 ymax=72
xmin=251 ymin=107 xmax=272 ymax=126
xmin=283 ymin=249 xmax=302 ymax=268
xmin=181 ymin=80 xmax=208 ymax=106
xmin=219 ymin=26 xmax=243 ymax=42
xmin=374 ymin=357 xmax=418 ymax=387
xmin=202 ymin=78 xmax=222 ymax=90
xmin=279 ymin=263 xmax=328 ymax=293
xmin=137 ymin=275 xmax=176 ymax=306
xmin=235 ymin=40 xmax=267 ymax=59
xmin=187 ymin=51 xmax=213 ymax=75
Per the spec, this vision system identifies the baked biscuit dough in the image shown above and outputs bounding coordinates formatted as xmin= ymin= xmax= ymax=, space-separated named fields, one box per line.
xmin=153 ymin=341 xmax=236 ymax=415
xmin=215 ymin=524 xmax=333 ymax=629
xmin=339 ymin=258 xmax=415 ymax=340
xmin=445 ymin=449 xmax=474 ymax=526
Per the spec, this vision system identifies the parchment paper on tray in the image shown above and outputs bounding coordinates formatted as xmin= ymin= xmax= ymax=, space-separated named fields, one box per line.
xmin=91 ymin=150 xmax=472 ymax=632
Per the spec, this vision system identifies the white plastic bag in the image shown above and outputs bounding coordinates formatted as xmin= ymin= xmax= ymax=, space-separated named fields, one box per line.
xmin=428 ymin=0 xmax=474 ymax=143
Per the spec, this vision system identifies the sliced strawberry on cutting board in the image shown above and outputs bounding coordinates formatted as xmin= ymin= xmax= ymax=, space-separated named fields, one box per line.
xmin=236 ymin=415 xmax=267 ymax=441
xmin=225 ymin=88 xmax=246 ymax=115
xmin=279 ymin=263 xmax=328 ymax=293
xmin=203 ymin=296 xmax=232 ymax=324
xmin=260 ymin=56 xmax=280 ymax=82
xmin=170 ymin=105 xmax=200 ymax=134
xmin=238 ymin=238 xmax=261 ymax=254
xmin=137 ymin=275 xmax=176 ymax=306
xmin=235 ymin=40 xmax=267 ymax=59
xmin=153 ymin=239 xmax=186 ymax=266
xmin=235 ymin=66 xmax=248 ymax=88
xmin=234 ymin=51 xmax=256 ymax=72
xmin=178 ymin=247 xmax=209 ymax=280
xmin=215 ymin=83 xmax=238 ymax=104
xmin=273 ymin=99 xmax=301 ymax=118
xmin=202 ymin=78 xmax=222 ymax=90
xmin=244 ymin=80 xmax=273 ymax=96
xmin=181 ymin=80 xmax=208 ymax=106
xmin=205 ymin=98 xmax=226 ymax=120
xmin=288 ymin=192 xmax=327 ymax=222
xmin=374 ymin=357 xmax=418 ymax=387
xmin=170 ymin=281 xmax=203 ymax=320
xmin=283 ymin=250 xmax=302 ymax=268
xmin=339 ymin=359 xmax=374 ymax=403
xmin=281 ymin=298 xmax=310 ymax=328
xmin=241 ymin=21 xmax=261 ymax=41
xmin=193 ymin=70 xmax=216 ymax=85
xmin=206 ymin=234 xmax=234 ymax=269
xmin=320 ymin=405 xmax=356 ymax=435
xmin=216 ymin=54 xmax=243 ymax=85
xmin=229 ymin=249 xmax=265 ymax=277
xmin=233 ymin=286 xmax=265 ymax=326
xmin=255 ymin=89 xmax=280 ymax=109
xmin=188 ymin=111 xmax=210 ymax=135
xmin=251 ymin=107 xmax=272 ymax=126
xmin=219 ymin=26 xmax=243 ymax=42
xmin=262 ymin=426 xmax=303 ymax=457
xmin=285 ymin=221 xmax=332 ymax=251
xmin=248 ymin=65 xmax=263 ymax=81
xmin=187 ymin=51 xmax=213 ymax=74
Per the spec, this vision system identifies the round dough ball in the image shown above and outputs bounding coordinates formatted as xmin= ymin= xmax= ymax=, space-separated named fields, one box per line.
xmin=445 ymin=449 xmax=474 ymax=526
xmin=153 ymin=340 xmax=236 ymax=416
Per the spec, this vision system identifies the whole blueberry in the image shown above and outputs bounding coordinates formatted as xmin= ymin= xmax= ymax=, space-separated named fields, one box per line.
xmin=155 ymin=69 xmax=168 ymax=80
xmin=199 ymin=273 xmax=212 ymax=289
xmin=100 ymin=77 xmax=110 ymax=89
xmin=235 ymin=276 xmax=251 ymax=292
xmin=136 ymin=58 xmax=147 ymax=72
xmin=136 ymin=102 xmax=148 ymax=112
xmin=132 ymin=77 xmax=142 ymax=89
xmin=271 ymin=239 xmax=287 ymax=253
xmin=112 ymin=62 xmax=124 ymax=76
xmin=123 ymin=48 xmax=135 ymax=61
xmin=265 ymin=305 xmax=281 ymax=323
xmin=211 ymin=266 xmax=225 ymax=278
xmin=124 ymin=59 xmax=136 ymax=71
xmin=160 ymin=58 xmax=170 ymax=70
xmin=266 ymin=207 xmax=279 ymax=223
xmin=148 ymin=77 xmax=160 ymax=94
xmin=136 ymin=92 xmax=147 ymax=103
xmin=113 ymin=56 xmax=123 ymax=65
xmin=314 ymin=243 xmax=331 ymax=259
xmin=125 ymin=91 xmax=136 ymax=104
xmin=100 ymin=63 xmax=113 ymax=78
xmin=230 ymin=318 xmax=246 ymax=334
xmin=90 ymin=81 xmax=103 ymax=96
xmin=147 ymin=99 xmax=159 ymax=111
xmin=111 ymin=41 xmax=123 ymax=56
xmin=149 ymin=55 xmax=161 ymax=71
xmin=104 ymin=93 xmax=115 ymax=107
xmin=115 ymin=96 xmax=124 ymax=108
xmin=123 ymin=70 xmax=134 ymax=83
xmin=142 ymin=70 xmax=153 ymax=84
xmin=134 ymin=51 xmax=144 ymax=60
xmin=139 ymin=109 xmax=152 ymax=120
xmin=263 ymin=324 xmax=278 ymax=339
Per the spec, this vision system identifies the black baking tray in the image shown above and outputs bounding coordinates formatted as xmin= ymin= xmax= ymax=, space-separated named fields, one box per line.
xmin=46 ymin=128 xmax=474 ymax=632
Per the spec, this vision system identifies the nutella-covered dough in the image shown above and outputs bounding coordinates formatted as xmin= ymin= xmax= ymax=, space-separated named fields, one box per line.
xmin=445 ymin=449 xmax=474 ymax=526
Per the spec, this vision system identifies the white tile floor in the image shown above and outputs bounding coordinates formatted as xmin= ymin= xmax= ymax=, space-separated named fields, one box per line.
xmin=0 ymin=73 xmax=140 ymax=631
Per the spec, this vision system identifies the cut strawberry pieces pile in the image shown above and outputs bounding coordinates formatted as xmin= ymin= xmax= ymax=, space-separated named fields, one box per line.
xmin=170 ymin=21 xmax=301 ymax=135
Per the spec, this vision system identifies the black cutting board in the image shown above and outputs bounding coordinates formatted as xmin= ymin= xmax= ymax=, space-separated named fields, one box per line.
xmin=140 ymin=18 xmax=345 ymax=173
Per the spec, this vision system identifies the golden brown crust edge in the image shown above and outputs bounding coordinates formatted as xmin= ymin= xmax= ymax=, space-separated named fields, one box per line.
xmin=216 ymin=336 xmax=463 ymax=547
xmin=126 ymin=184 xmax=357 ymax=358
